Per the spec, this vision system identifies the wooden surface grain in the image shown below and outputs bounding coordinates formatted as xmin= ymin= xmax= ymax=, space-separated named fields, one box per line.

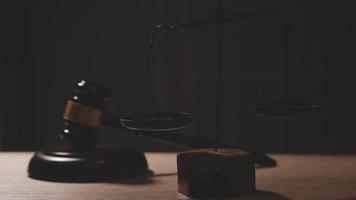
xmin=0 ymin=152 xmax=356 ymax=200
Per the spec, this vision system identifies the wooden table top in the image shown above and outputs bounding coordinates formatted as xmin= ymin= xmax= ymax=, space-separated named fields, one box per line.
xmin=0 ymin=152 xmax=355 ymax=200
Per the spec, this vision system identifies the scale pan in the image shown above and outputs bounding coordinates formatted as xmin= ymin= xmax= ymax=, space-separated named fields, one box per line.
xmin=120 ymin=112 xmax=192 ymax=132
xmin=253 ymin=99 xmax=325 ymax=118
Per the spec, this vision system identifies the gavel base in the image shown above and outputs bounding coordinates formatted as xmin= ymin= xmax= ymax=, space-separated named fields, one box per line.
xmin=28 ymin=147 xmax=148 ymax=182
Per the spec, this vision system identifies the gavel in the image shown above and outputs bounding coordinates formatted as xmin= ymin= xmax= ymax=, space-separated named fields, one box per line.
xmin=28 ymin=79 xmax=276 ymax=182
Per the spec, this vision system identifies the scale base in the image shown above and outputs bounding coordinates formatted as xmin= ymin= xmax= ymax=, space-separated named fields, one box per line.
xmin=28 ymin=147 xmax=148 ymax=182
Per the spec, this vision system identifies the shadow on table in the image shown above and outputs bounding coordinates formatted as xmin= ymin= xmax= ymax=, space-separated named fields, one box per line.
xmin=336 ymin=198 xmax=356 ymax=200
xmin=237 ymin=190 xmax=291 ymax=200
xmin=108 ymin=170 xmax=177 ymax=185
xmin=182 ymin=190 xmax=291 ymax=200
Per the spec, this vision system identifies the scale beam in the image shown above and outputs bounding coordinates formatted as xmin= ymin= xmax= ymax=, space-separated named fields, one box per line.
xmin=151 ymin=8 xmax=276 ymax=33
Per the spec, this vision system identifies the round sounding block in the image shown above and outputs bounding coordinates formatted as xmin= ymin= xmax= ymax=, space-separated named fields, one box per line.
xmin=28 ymin=147 xmax=148 ymax=182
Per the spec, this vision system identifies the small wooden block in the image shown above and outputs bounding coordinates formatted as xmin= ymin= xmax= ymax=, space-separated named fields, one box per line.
xmin=177 ymin=148 xmax=255 ymax=198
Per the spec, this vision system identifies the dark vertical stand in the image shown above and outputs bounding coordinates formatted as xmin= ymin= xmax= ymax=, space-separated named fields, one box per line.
xmin=214 ymin=0 xmax=224 ymax=151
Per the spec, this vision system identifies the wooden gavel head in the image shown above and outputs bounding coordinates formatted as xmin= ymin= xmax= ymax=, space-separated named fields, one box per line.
xmin=61 ymin=79 xmax=110 ymax=149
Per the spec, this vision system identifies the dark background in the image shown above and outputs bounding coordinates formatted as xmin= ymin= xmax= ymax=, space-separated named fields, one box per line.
xmin=1 ymin=0 xmax=356 ymax=153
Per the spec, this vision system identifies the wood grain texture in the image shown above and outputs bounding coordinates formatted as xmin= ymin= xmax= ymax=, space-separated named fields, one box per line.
xmin=0 ymin=152 xmax=356 ymax=200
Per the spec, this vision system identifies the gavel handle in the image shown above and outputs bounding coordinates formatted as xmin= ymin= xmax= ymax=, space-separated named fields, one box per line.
xmin=102 ymin=113 xmax=277 ymax=167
